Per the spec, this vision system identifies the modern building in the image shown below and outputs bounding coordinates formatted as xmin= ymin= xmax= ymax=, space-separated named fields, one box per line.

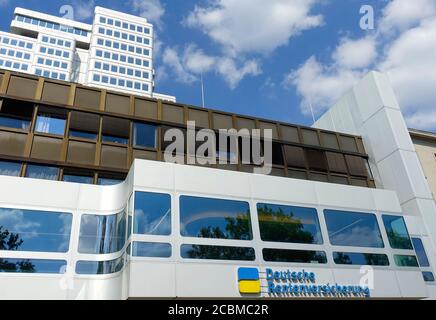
xmin=409 ymin=129 xmax=436 ymax=201
xmin=0 ymin=7 xmax=175 ymax=102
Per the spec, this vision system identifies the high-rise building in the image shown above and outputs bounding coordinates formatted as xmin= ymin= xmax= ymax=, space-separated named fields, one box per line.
xmin=0 ymin=7 xmax=175 ymax=102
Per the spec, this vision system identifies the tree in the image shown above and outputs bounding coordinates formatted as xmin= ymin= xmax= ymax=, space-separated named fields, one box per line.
xmin=0 ymin=226 xmax=35 ymax=273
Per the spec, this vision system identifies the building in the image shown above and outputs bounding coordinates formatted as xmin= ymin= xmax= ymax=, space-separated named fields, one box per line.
xmin=409 ymin=129 xmax=436 ymax=201
xmin=1 ymin=38 xmax=436 ymax=299
xmin=0 ymin=7 xmax=175 ymax=102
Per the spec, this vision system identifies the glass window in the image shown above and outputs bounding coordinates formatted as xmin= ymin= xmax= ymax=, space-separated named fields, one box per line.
xmin=333 ymin=252 xmax=389 ymax=266
xmin=257 ymin=203 xmax=322 ymax=244
xmin=394 ymin=255 xmax=419 ymax=267
xmin=181 ymin=244 xmax=255 ymax=261
xmin=0 ymin=208 xmax=72 ymax=252
xmin=422 ymin=272 xmax=435 ymax=282
xmin=63 ymin=175 xmax=94 ymax=184
xmin=134 ymin=192 xmax=171 ymax=236
xmin=133 ymin=123 xmax=157 ymax=148
xmin=180 ymin=196 xmax=252 ymax=240
xmin=25 ymin=165 xmax=59 ymax=180
xmin=102 ymin=135 xmax=128 ymax=144
xmin=411 ymin=238 xmax=430 ymax=267
xmin=35 ymin=114 xmax=66 ymax=136
xmin=132 ymin=242 xmax=172 ymax=258
xmin=263 ymin=249 xmax=327 ymax=264
xmin=0 ymin=161 xmax=21 ymax=176
xmin=78 ymin=212 xmax=126 ymax=254
xmin=76 ymin=256 xmax=124 ymax=275
xmin=324 ymin=209 xmax=384 ymax=248
xmin=97 ymin=177 xmax=123 ymax=186
xmin=382 ymin=215 xmax=413 ymax=250
xmin=0 ymin=259 xmax=66 ymax=274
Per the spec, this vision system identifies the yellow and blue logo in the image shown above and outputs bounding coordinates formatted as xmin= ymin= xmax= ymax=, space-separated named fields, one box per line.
xmin=238 ymin=267 xmax=261 ymax=294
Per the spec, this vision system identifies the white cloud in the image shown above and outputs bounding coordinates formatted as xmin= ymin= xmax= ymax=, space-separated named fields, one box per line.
xmin=216 ymin=57 xmax=261 ymax=89
xmin=72 ymin=0 xmax=95 ymax=21
xmin=131 ymin=0 xmax=165 ymax=28
xmin=184 ymin=0 xmax=323 ymax=56
xmin=286 ymin=0 xmax=436 ymax=130
xmin=162 ymin=47 xmax=197 ymax=84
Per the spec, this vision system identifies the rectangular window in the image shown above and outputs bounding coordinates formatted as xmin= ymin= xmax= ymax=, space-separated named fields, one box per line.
xmin=0 ymin=100 xmax=33 ymax=130
xmin=134 ymin=191 xmax=171 ymax=236
xmin=422 ymin=272 xmax=435 ymax=282
xmin=181 ymin=244 xmax=255 ymax=261
xmin=257 ymin=203 xmax=322 ymax=244
xmin=76 ymin=256 xmax=124 ymax=275
xmin=132 ymin=242 xmax=172 ymax=258
xmin=263 ymin=249 xmax=327 ymax=264
xmin=25 ymin=165 xmax=59 ymax=180
xmin=382 ymin=215 xmax=413 ymax=250
xmin=0 ymin=259 xmax=66 ymax=274
xmin=63 ymin=174 xmax=94 ymax=184
xmin=78 ymin=212 xmax=126 ymax=254
xmin=394 ymin=255 xmax=419 ymax=267
xmin=180 ymin=196 xmax=252 ymax=240
xmin=324 ymin=209 xmax=384 ymax=248
xmin=333 ymin=252 xmax=389 ymax=266
xmin=0 ymin=161 xmax=21 ymax=177
xmin=411 ymin=238 xmax=430 ymax=267
xmin=133 ymin=122 xmax=157 ymax=148
xmin=97 ymin=177 xmax=123 ymax=186
xmin=0 ymin=208 xmax=72 ymax=252
xmin=35 ymin=114 xmax=66 ymax=136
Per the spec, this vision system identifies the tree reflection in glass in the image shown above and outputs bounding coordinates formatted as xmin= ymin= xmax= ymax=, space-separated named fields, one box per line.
xmin=333 ymin=252 xmax=389 ymax=266
xmin=182 ymin=244 xmax=255 ymax=261
xmin=0 ymin=226 xmax=35 ymax=272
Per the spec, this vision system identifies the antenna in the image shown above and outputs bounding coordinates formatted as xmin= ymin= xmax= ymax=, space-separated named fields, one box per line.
xmin=309 ymin=101 xmax=316 ymax=125
xmin=200 ymin=73 xmax=205 ymax=108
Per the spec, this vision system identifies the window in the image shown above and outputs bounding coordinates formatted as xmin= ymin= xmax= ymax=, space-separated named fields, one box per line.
xmin=333 ymin=252 xmax=389 ymax=266
xmin=0 ymin=259 xmax=66 ymax=274
xmin=0 ymin=208 xmax=72 ymax=252
xmin=0 ymin=99 xmax=33 ymax=130
xmin=132 ymin=242 xmax=172 ymax=258
xmin=180 ymin=196 xmax=252 ymax=240
xmin=411 ymin=238 xmax=430 ymax=267
xmin=63 ymin=174 xmax=94 ymax=184
xmin=382 ymin=215 xmax=413 ymax=250
xmin=394 ymin=255 xmax=419 ymax=267
xmin=78 ymin=212 xmax=126 ymax=254
xmin=0 ymin=161 xmax=21 ymax=176
xmin=25 ymin=165 xmax=59 ymax=180
xmin=76 ymin=256 xmax=124 ymax=275
xmin=181 ymin=245 xmax=255 ymax=261
xmin=324 ymin=210 xmax=384 ymax=248
xmin=422 ymin=272 xmax=435 ymax=282
xmin=97 ymin=177 xmax=123 ymax=186
xmin=102 ymin=117 xmax=130 ymax=144
xmin=257 ymin=203 xmax=322 ymax=244
xmin=134 ymin=192 xmax=171 ymax=236
xmin=263 ymin=249 xmax=327 ymax=264
xmin=133 ymin=123 xmax=157 ymax=148
xmin=69 ymin=111 xmax=99 ymax=140
xmin=35 ymin=114 xmax=66 ymax=136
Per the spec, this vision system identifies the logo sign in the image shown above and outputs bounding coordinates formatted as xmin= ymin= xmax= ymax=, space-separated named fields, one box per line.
xmin=238 ymin=267 xmax=261 ymax=294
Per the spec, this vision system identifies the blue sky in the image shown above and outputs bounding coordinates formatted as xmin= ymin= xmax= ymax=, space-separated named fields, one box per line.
xmin=0 ymin=0 xmax=435 ymax=131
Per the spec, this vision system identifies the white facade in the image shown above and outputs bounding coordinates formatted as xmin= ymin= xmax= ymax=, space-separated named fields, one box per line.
xmin=0 ymin=6 xmax=175 ymax=102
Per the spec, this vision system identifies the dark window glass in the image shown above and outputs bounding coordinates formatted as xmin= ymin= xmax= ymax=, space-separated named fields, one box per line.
xmin=134 ymin=192 xmax=171 ymax=236
xmin=382 ymin=215 xmax=413 ymax=250
xmin=78 ymin=212 xmax=126 ymax=254
xmin=25 ymin=165 xmax=59 ymax=180
xmin=35 ymin=114 xmax=66 ymax=136
xmin=305 ymin=149 xmax=328 ymax=172
xmin=257 ymin=203 xmax=322 ymax=244
xmin=411 ymin=238 xmax=430 ymax=267
xmin=0 ymin=161 xmax=21 ymax=176
xmin=180 ymin=196 xmax=252 ymax=240
xmin=69 ymin=130 xmax=97 ymax=140
xmin=133 ymin=123 xmax=157 ymax=148
xmin=102 ymin=117 xmax=129 ymax=145
xmin=324 ymin=209 xmax=384 ymax=248
xmin=102 ymin=135 xmax=128 ymax=144
xmin=301 ymin=129 xmax=320 ymax=146
xmin=181 ymin=244 xmax=255 ymax=261
xmin=263 ymin=249 xmax=327 ymax=264
xmin=76 ymin=256 xmax=124 ymax=275
xmin=0 ymin=259 xmax=66 ymax=274
xmin=333 ymin=252 xmax=389 ymax=266
xmin=97 ymin=177 xmax=123 ymax=186
xmin=0 ymin=99 xmax=33 ymax=130
xmin=326 ymin=152 xmax=348 ymax=174
xmin=132 ymin=242 xmax=172 ymax=258
xmin=345 ymin=155 xmax=369 ymax=177
xmin=69 ymin=111 xmax=99 ymax=140
xmin=422 ymin=272 xmax=435 ymax=282
xmin=0 ymin=208 xmax=72 ymax=252
xmin=63 ymin=174 xmax=94 ymax=184
xmin=283 ymin=146 xmax=306 ymax=168
xmin=394 ymin=255 xmax=419 ymax=267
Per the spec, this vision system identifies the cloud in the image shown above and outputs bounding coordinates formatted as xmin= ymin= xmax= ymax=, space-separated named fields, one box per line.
xmin=72 ymin=0 xmax=95 ymax=21
xmin=184 ymin=0 xmax=323 ymax=56
xmin=161 ymin=44 xmax=261 ymax=89
xmin=131 ymin=0 xmax=165 ymax=29
xmin=286 ymin=0 xmax=436 ymax=131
